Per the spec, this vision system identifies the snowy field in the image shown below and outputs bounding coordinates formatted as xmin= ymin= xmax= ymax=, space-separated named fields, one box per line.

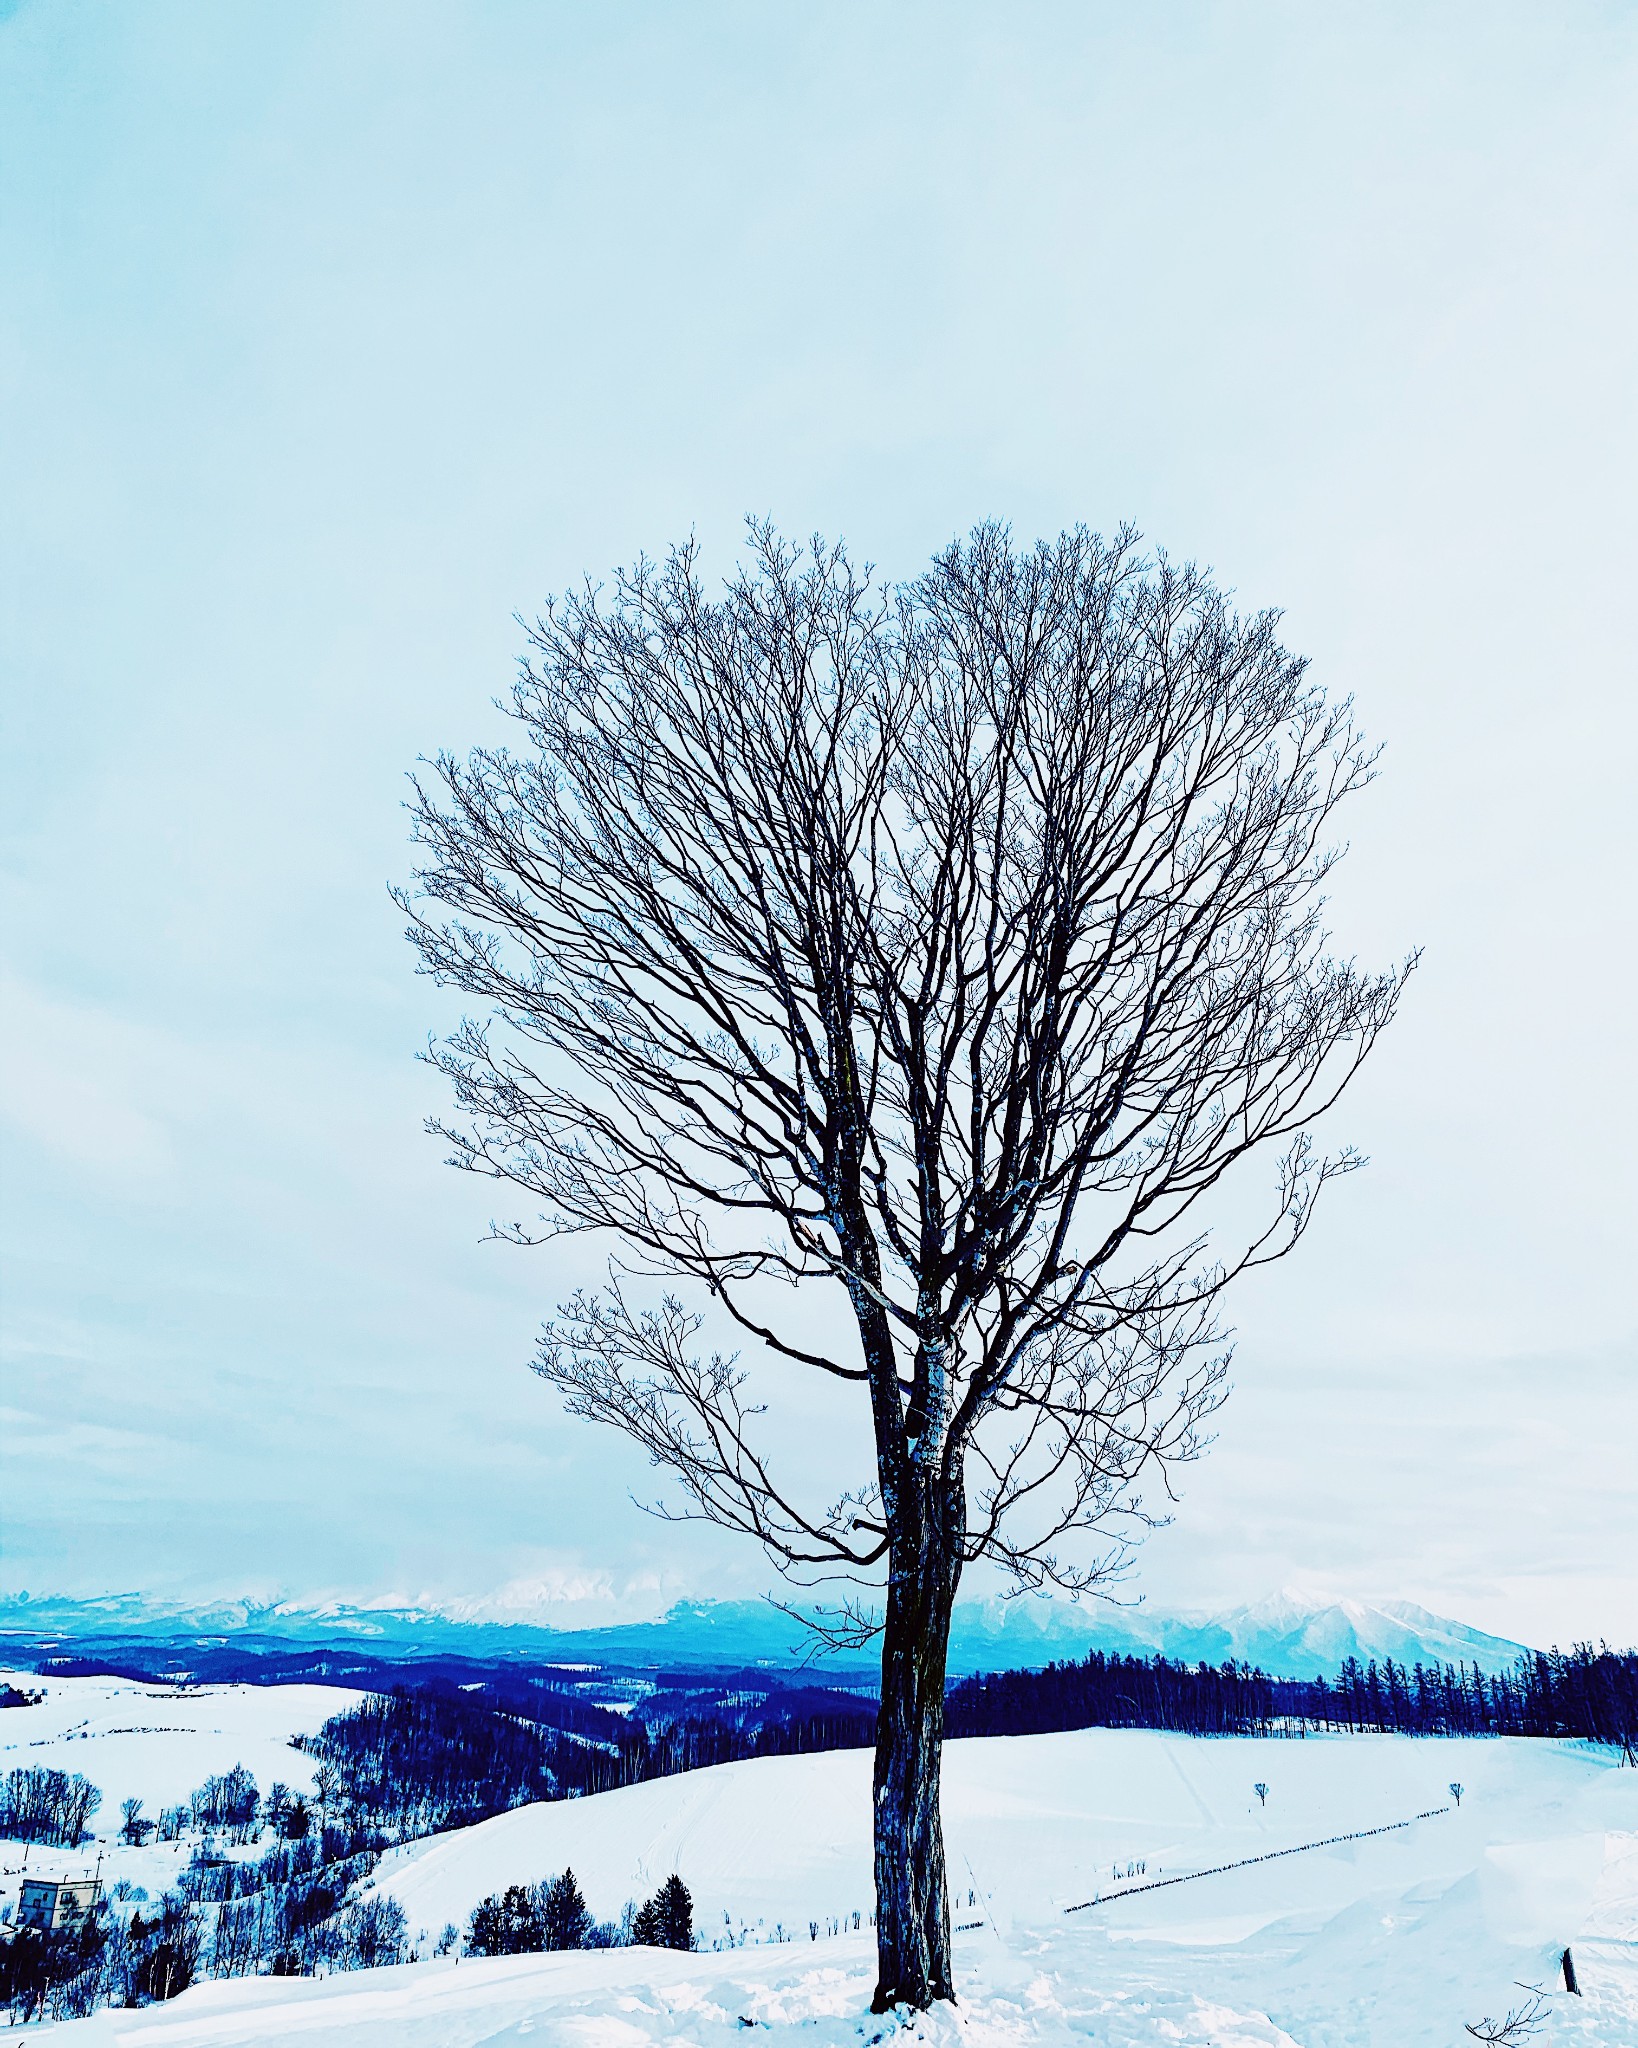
xmin=0 ymin=1669 xmax=363 ymax=1909
xmin=7 ymin=1679 xmax=1630 ymax=2048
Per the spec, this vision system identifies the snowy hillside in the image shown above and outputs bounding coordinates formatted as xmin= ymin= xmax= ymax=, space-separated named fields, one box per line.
xmin=0 ymin=1670 xmax=363 ymax=1915
xmin=32 ymin=1712 xmax=1638 ymax=2046
xmin=373 ymin=1725 xmax=1577 ymax=1937
xmin=0 ymin=1671 xmax=364 ymax=1814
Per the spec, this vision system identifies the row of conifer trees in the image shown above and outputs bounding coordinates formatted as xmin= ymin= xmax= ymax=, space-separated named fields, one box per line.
xmin=464 ymin=1870 xmax=693 ymax=1957
xmin=944 ymin=1644 xmax=1638 ymax=1752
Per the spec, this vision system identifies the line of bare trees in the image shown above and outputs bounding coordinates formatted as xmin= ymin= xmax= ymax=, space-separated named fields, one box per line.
xmin=0 ymin=1766 xmax=100 ymax=1846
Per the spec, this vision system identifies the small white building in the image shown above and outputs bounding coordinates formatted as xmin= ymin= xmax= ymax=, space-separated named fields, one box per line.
xmin=15 ymin=1876 xmax=100 ymax=1934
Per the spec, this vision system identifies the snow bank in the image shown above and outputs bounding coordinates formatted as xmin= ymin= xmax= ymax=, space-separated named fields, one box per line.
xmin=29 ymin=1937 xmax=1325 ymax=2047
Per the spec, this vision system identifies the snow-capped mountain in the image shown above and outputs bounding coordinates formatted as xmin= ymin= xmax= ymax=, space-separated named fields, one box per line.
xmin=0 ymin=1586 xmax=1531 ymax=1678
xmin=945 ymin=1589 xmax=1531 ymax=1678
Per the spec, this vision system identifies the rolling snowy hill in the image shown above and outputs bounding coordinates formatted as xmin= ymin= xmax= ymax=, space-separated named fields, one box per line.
xmin=0 ymin=1670 xmax=363 ymax=1815
xmin=20 ymin=1677 xmax=1635 ymax=2047
xmin=0 ymin=1670 xmax=365 ymax=1921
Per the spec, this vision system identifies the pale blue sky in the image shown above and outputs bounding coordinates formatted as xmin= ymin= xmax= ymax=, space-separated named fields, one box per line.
xmin=3 ymin=1 xmax=1635 ymax=1646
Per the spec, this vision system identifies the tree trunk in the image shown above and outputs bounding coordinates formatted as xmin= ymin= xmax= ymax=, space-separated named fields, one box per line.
xmin=871 ymin=1528 xmax=960 ymax=2011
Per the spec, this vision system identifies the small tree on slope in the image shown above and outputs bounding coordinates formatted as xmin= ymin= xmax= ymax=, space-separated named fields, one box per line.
xmin=633 ymin=1876 xmax=693 ymax=1952
xmin=401 ymin=521 xmax=1411 ymax=2011
xmin=540 ymin=1869 xmax=590 ymax=1951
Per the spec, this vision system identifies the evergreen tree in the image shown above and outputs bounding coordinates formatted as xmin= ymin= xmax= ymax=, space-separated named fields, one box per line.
xmin=540 ymin=1868 xmax=589 ymax=1951
xmin=634 ymin=1874 xmax=692 ymax=1951
xmin=466 ymin=1884 xmax=543 ymax=1957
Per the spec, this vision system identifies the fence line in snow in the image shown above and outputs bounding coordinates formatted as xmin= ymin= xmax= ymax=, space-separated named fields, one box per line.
xmin=1064 ymin=1804 xmax=1452 ymax=1914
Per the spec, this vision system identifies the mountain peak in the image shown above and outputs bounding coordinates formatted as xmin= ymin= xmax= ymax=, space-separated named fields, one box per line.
xmin=0 ymin=1587 xmax=1534 ymax=1681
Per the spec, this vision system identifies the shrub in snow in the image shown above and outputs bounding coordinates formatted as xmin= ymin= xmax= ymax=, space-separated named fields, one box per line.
xmin=334 ymin=1893 xmax=408 ymax=1970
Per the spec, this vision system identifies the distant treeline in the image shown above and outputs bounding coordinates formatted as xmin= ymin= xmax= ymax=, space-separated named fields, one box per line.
xmin=945 ymin=1645 xmax=1638 ymax=1754
xmin=295 ymin=1690 xmax=559 ymax=1832
xmin=298 ymin=1684 xmax=878 ymax=1834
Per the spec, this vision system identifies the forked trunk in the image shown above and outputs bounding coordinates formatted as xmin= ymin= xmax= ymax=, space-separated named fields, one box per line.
xmin=871 ymin=1537 xmax=960 ymax=2011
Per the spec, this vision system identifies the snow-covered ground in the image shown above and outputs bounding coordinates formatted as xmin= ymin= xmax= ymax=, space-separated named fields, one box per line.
xmin=0 ymin=1669 xmax=363 ymax=1910
xmin=20 ymin=1703 xmax=1635 ymax=2047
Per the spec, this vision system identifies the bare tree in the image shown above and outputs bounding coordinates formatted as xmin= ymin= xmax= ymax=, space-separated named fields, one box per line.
xmin=400 ymin=521 xmax=1412 ymax=2011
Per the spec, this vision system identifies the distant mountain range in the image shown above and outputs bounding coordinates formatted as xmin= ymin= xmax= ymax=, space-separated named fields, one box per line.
xmin=942 ymin=1590 xmax=1534 ymax=1681
xmin=0 ymin=1586 xmax=1531 ymax=1680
